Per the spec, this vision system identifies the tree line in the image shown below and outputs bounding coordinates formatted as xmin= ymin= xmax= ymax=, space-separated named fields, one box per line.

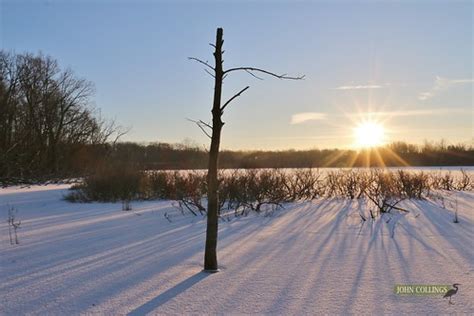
xmin=105 ymin=140 xmax=474 ymax=170
xmin=0 ymin=51 xmax=119 ymax=180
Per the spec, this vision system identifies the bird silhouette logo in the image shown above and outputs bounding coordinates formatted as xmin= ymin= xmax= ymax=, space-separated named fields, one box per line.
xmin=443 ymin=283 xmax=460 ymax=305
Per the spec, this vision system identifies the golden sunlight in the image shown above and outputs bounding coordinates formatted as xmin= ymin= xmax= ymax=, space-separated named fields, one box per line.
xmin=354 ymin=121 xmax=385 ymax=148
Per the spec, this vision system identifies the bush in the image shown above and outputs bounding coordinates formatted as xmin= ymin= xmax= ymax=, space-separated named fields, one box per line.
xmin=68 ymin=164 xmax=143 ymax=202
xmin=396 ymin=170 xmax=429 ymax=199
xmin=66 ymin=167 xmax=473 ymax=216
xmin=144 ymin=171 xmax=175 ymax=199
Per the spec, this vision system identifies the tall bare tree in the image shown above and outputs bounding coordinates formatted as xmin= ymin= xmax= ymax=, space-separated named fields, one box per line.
xmin=0 ymin=51 xmax=121 ymax=179
xmin=190 ymin=28 xmax=304 ymax=272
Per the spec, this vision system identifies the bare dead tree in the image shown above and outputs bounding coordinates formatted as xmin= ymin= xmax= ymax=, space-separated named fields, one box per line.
xmin=190 ymin=28 xmax=303 ymax=272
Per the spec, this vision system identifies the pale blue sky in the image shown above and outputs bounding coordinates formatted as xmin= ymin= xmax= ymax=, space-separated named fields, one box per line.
xmin=1 ymin=0 xmax=472 ymax=149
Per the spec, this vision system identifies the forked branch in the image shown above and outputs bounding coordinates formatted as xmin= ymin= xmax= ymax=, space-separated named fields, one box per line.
xmin=187 ymin=118 xmax=212 ymax=139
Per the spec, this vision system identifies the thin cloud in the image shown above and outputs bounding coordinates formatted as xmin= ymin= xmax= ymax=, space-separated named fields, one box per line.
xmin=418 ymin=92 xmax=433 ymax=101
xmin=349 ymin=108 xmax=467 ymax=118
xmin=334 ymin=84 xmax=383 ymax=90
xmin=257 ymin=135 xmax=349 ymax=140
xmin=418 ymin=76 xmax=474 ymax=101
xmin=292 ymin=107 xmax=467 ymax=125
xmin=449 ymin=78 xmax=474 ymax=84
xmin=291 ymin=112 xmax=328 ymax=124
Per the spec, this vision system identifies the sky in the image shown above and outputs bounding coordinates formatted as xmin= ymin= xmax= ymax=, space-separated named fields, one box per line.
xmin=1 ymin=0 xmax=472 ymax=150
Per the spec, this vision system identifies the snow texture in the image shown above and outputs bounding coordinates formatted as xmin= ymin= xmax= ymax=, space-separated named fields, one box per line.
xmin=0 ymin=183 xmax=473 ymax=315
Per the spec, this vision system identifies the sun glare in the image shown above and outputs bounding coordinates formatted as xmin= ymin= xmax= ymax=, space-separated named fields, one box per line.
xmin=354 ymin=121 xmax=385 ymax=148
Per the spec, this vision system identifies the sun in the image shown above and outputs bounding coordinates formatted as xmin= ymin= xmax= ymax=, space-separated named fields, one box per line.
xmin=354 ymin=121 xmax=385 ymax=148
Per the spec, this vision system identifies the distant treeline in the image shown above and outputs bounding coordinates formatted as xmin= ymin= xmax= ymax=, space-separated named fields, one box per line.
xmin=104 ymin=140 xmax=474 ymax=170
xmin=2 ymin=137 xmax=474 ymax=183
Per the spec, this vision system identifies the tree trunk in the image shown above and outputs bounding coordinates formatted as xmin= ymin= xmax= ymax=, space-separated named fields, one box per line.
xmin=204 ymin=28 xmax=223 ymax=272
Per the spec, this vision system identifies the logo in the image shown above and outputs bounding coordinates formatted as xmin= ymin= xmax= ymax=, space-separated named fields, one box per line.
xmin=443 ymin=283 xmax=461 ymax=305
xmin=394 ymin=283 xmax=461 ymax=305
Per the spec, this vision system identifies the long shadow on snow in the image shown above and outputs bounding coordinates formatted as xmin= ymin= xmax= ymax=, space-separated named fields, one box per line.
xmin=127 ymin=272 xmax=209 ymax=316
xmin=340 ymin=205 xmax=396 ymax=313
xmin=213 ymin=199 xmax=353 ymax=313
xmin=0 ymin=211 xmax=198 ymax=289
xmin=12 ymin=208 xmax=287 ymax=314
xmin=410 ymin=199 xmax=474 ymax=266
xmin=267 ymin=199 xmax=355 ymax=313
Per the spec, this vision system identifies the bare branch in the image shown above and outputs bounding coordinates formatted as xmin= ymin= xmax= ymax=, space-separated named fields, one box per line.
xmin=204 ymin=68 xmax=215 ymax=78
xmin=198 ymin=120 xmax=212 ymax=129
xmin=112 ymin=126 xmax=131 ymax=146
xmin=188 ymin=57 xmax=215 ymax=71
xmin=224 ymin=67 xmax=305 ymax=80
xmin=187 ymin=118 xmax=212 ymax=139
xmin=221 ymin=86 xmax=250 ymax=112
xmin=245 ymin=69 xmax=264 ymax=80
xmin=383 ymin=201 xmax=409 ymax=213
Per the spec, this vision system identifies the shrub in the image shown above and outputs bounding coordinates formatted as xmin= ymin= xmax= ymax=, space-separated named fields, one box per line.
xmin=283 ymin=168 xmax=323 ymax=200
xmin=455 ymin=169 xmax=472 ymax=191
xmin=146 ymin=171 xmax=175 ymax=199
xmin=396 ymin=170 xmax=429 ymax=199
xmin=68 ymin=164 xmax=143 ymax=202
xmin=173 ymin=171 xmax=207 ymax=214
xmin=66 ymin=167 xmax=473 ymax=217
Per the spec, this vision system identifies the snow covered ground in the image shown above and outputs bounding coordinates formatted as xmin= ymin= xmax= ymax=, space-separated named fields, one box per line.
xmin=0 ymin=183 xmax=473 ymax=315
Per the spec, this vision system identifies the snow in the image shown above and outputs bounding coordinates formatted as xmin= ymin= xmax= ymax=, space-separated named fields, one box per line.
xmin=1 ymin=183 xmax=473 ymax=315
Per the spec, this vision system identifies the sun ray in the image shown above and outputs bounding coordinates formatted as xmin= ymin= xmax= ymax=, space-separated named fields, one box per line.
xmin=373 ymin=147 xmax=387 ymax=168
xmin=383 ymin=147 xmax=411 ymax=167
xmin=347 ymin=150 xmax=360 ymax=168
xmin=321 ymin=149 xmax=350 ymax=168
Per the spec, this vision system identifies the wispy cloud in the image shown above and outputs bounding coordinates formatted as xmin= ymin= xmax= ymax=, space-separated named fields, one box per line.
xmin=418 ymin=92 xmax=433 ymax=101
xmin=292 ymin=108 xmax=467 ymax=125
xmin=418 ymin=76 xmax=474 ymax=101
xmin=291 ymin=112 xmax=327 ymax=124
xmin=349 ymin=108 xmax=467 ymax=118
xmin=334 ymin=84 xmax=383 ymax=90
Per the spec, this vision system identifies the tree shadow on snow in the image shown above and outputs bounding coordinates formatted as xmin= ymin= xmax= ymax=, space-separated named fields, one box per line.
xmin=127 ymin=271 xmax=209 ymax=315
